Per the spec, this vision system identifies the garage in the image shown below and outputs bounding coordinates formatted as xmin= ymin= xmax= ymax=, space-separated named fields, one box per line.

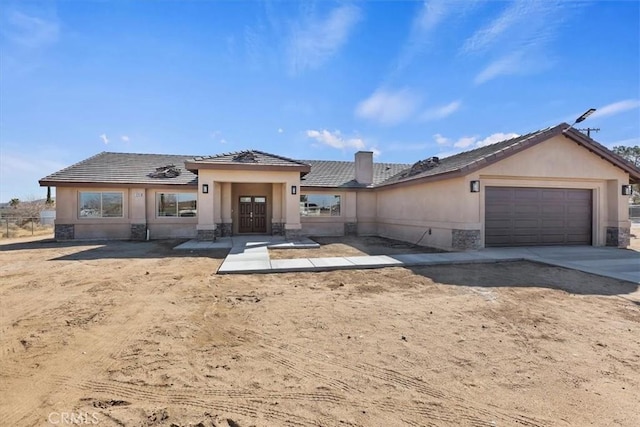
xmin=485 ymin=187 xmax=592 ymax=247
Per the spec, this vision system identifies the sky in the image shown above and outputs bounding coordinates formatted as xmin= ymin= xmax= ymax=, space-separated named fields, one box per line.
xmin=1 ymin=0 xmax=639 ymax=202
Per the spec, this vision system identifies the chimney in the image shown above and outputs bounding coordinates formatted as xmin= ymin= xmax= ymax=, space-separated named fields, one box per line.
xmin=355 ymin=151 xmax=373 ymax=185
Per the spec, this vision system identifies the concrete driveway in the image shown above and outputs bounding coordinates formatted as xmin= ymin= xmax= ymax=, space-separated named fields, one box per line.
xmin=481 ymin=246 xmax=640 ymax=284
xmin=205 ymin=235 xmax=639 ymax=284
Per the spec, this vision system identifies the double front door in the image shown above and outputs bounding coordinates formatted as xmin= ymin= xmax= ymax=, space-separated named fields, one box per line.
xmin=238 ymin=196 xmax=267 ymax=233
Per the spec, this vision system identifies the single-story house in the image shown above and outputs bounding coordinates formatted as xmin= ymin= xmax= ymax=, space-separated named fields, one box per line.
xmin=39 ymin=123 xmax=640 ymax=250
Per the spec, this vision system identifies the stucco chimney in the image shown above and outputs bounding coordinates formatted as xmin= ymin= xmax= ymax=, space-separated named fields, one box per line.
xmin=355 ymin=151 xmax=373 ymax=185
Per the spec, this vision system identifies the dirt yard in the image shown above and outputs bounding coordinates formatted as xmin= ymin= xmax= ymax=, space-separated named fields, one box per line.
xmin=1 ymin=234 xmax=639 ymax=427
xmin=269 ymin=236 xmax=444 ymax=260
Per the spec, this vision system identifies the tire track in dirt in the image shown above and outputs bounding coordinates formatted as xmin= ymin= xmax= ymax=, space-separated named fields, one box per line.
xmin=260 ymin=351 xmax=361 ymax=394
xmin=73 ymin=379 xmax=359 ymax=427
xmin=230 ymin=328 xmax=551 ymax=427
xmin=1 ymin=302 xmax=148 ymax=427
xmin=79 ymin=379 xmax=345 ymax=404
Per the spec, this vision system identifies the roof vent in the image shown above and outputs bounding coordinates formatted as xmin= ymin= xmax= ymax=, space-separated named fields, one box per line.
xmin=148 ymin=164 xmax=181 ymax=179
xmin=233 ymin=151 xmax=258 ymax=163
xmin=405 ymin=156 xmax=440 ymax=177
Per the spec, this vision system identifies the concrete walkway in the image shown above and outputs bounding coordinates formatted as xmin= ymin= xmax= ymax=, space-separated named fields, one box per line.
xmin=175 ymin=238 xmax=639 ymax=283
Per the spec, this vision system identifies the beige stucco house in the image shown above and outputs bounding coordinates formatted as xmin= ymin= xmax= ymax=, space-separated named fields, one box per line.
xmin=40 ymin=124 xmax=640 ymax=250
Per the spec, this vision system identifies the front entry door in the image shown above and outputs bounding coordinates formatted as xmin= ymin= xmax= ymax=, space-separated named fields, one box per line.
xmin=238 ymin=196 xmax=267 ymax=233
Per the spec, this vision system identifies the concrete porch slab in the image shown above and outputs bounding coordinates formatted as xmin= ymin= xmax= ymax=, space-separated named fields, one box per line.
xmin=309 ymin=257 xmax=356 ymax=268
xmin=344 ymin=255 xmax=404 ymax=266
xmin=270 ymin=258 xmax=316 ymax=271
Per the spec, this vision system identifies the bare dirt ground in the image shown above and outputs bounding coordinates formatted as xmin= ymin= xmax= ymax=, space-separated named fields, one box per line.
xmin=269 ymin=236 xmax=444 ymax=260
xmin=1 ymin=233 xmax=639 ymax=427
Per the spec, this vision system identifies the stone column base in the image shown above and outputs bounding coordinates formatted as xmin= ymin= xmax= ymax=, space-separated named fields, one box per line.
xmin=344 ymin=222 xmax=357 ymax=236
xmin=215 ymin=223 xmax=233 ymax=237
xmin=271 ymin=222 xmax=284 ymax=236
xmin=130 ymin=223 xmax=147 ymax=240
xmin=606 ymin=226 xmax=630 ymax=248
xmin=285 ymin=229 xmax=302 ymax=239
xmin=55 ymin=224 xmax=75 ymax=240
xmin=197 ymin=229 xmax=216 ymax=241
xmin=452 ymin=229 xmax=481 ymax=250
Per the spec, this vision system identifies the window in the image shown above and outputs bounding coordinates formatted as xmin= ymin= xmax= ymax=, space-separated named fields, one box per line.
xmin=157 ymin=192 xmax=197 ymax=217
xmin=79 ymin=192 xmax=123 ymax=218
xmin=299 ymin=194 xmax=341 ymax=216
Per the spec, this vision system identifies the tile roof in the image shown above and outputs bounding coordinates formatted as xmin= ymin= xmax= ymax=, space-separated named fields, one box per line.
xmin=300 ymin=160 xmax=410 ymax=188
xmin=39 ymin=152 xmax=199 ymax=186
xmin=39 ymin=124 xmax=640 ymax=188
xmin=191 ymin=150 xmax=310 ymax=167
xmin=382 ymin=125 xmax=561 ymax=185
xmin=381 ymin=123 xmax=640 ymax=185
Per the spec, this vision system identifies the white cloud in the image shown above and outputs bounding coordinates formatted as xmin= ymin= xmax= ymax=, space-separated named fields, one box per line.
xmin=434 ymin=132 xmax=520 ymax=151
xmin=415 ymin=0 xmax=450 ymax=33
xmin=5 ymin=11 xmax=59 ymax=49
xmin=474 ymin=52 xmax=523 ymax=84
xmin=288 ymin=4 xmax=362 ymax=75
xmin=591 ymin=99 xmax=640 ymax=119
xmin=453 ymin=136 xmax=478 ymax=149
xmin=121 ymin=135 xmax=130 ymax=142
xmin=433 ymin=133 xmax=449 ymax=145
xmin=277 ymin=128 xmax=284 ymax=134
xmin=466 ymin=1 xmax=581 ymax=84
xmin=476 ymin=132 xmax=519 ymax=147
xmin=421 ymin=100 xmax=461 ymax=121
xmin=461 ymin=1 xmax=557 ymax=55
xmin=355 ymin=88 xmax=421 ymax=125
xmin=99 ymin=134 xmax=109 ymax=145
xmin=306 ymin=129 xmax=365 ymax=151
xmin=394 ymin=0 xmax=456 ymax=72
xmin=219 ymin=138 xmax=228 ymax=145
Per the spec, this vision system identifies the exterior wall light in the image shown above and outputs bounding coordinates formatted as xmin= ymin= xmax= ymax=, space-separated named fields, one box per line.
xmin=470 ymin=180 xmax=480 ymax=193
xmin=291 ymin=185 xmax=297 ymax=195
xmin=622 ymin=184 xmax=633 ymax=196
xmin=202 ymin=184 xmax=209 ymax=194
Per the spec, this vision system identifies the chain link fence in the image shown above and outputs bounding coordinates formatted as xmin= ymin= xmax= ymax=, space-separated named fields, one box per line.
xmin=1 ymin=217 xmax=54 ymax=239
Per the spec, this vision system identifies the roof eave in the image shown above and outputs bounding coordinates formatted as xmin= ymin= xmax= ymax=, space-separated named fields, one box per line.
xmin=185 ymin=161 xmax=311 ymax=173
xmin=39 ymin=180 xmax=198 ymax=188
xmin=562 ymin=128 xmax=640 ymax=183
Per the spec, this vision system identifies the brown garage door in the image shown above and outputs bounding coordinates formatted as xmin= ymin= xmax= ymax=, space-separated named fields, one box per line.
xmin=485 ymin=187 xmax=592 ymax=247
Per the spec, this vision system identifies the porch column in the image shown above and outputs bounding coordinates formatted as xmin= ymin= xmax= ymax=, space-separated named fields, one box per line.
xmin=284 ymin=180 xmax=302 ymax=238
xmin=219 ymin=182 xmax=233 ymax=237
xmin=271 ymin=183 xmax=285 ymax=236
xmin=606 ymin=179 xmax=631 ymax=247
xmin=129 ymin=188 xmax=147 ymax=240
xmin=197 ymin=179 xmax=216 ymax=240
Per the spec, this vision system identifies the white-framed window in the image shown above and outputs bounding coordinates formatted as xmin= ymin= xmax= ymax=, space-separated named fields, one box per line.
xmin=300 ymin=194 xmax=341 ymax=216
xmin=79 ymin=192 xmax=123 ymax=218
xmin=157 ymin=192 xmax=197 ymax=217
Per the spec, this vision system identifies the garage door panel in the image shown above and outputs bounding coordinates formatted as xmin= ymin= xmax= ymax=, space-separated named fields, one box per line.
xmin=541 ymin=190 xmax=567 ymax=201
xmin=514 ymin=188 xmax=540 ymax=196
xmin=485 ymin=187 xmax=591 ymax=247
xmin=513 ymin=219 xmax=539 ymax=228
xmin=567 ymin=190 xmax=592 ymax=201
xmin=541 ymin=219 xmax=565 ymax=228
xmin=514 ymin=204 xmax=541 ymax=214
xmin=541 ymin=205 xmax=566 ymax=215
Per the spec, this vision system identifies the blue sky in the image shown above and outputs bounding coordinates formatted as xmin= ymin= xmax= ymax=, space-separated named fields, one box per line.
xmin=1 ymin=0 xmax=639 ymax=202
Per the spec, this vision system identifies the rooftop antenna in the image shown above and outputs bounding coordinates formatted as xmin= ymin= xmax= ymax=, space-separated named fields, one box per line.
xmin=563 ymin=108 xmax=596 ymax=134
xmin=576 ymin=127 xmax=600 ymax=138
